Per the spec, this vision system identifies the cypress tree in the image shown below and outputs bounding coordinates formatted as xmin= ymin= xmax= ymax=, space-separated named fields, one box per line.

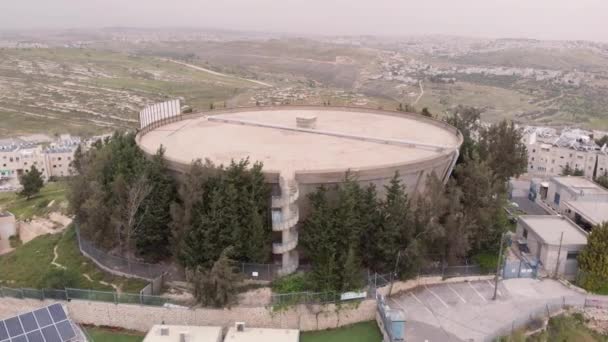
xmin=135 ymin=147 xmax=177 ymax=261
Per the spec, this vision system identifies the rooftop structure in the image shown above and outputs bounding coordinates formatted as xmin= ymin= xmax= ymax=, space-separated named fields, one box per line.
xmin=137 ymin=103 xmax=462 ymax=275
xmin=551 ymin=176 xmax=608 ymax=197
xmin=565 ymin=201 xmax=608 ymax=227
xmin=143 ymin=325 xmax=222 ymax=342
xmin=138 ymin=108 xmax=460 ymax=173
xmin=523 ymin=126 xmax=608 ymax=179
xmin=516 ymin=215 xmax=587 ymax=280
xmin=518 ymin=215 xmax=588 ymax=246
xmin=224 ymin=326 xmax=299 ymax=342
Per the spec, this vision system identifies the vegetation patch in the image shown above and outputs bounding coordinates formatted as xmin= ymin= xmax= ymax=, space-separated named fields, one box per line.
xmin=84 ymin=326 xmax=144 ymax=342
xmin=0 ymin=225 xmax=146 ymax=292
xmin=0 ymin=182 xmax=68 ymax=220
xmin=301 ymin=321 xmax=382 ymax=342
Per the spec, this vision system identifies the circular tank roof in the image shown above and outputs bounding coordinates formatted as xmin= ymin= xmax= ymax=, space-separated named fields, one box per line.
xmin=137 ymin=107 xmax=462 ymax=173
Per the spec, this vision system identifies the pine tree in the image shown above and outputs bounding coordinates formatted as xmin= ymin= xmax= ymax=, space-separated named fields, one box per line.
xmin=478 ymin=120 xmax=528 ymax=185
xmin=377 ymin=172 xmax=411 ymax=273
xmin=578 ymin=223 xmax=608 ymax=292
xmin=192 ymin=247 xmax=241 ymax=307
xmin=300 ymin=187 xmax=340 ymax=291
xmin=19 ymin=165 xmax=44 ymax=200
xmin=135 ymin=147 xmax=177 ymax=261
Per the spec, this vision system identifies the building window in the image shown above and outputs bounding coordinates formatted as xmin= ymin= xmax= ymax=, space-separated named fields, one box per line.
xmin=566 ymin=251 xmax=579 ymax=260
xmin=554 ymin=193 xmax=561 ymax=205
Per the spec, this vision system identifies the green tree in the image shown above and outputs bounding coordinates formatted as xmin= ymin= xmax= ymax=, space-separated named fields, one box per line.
xmin=19 ymin=165 xmax=44 ymax=200
xmin=478 ymin=120 xmax=528 ymax=185
xmin=135 ymin=147 xmax=177 ymax=261
xmin=595 ymin=173 xmax=608 ymax=189
xmin=300 ymin=186 xmax=340 ymax=291
xmin=445 ymin=105 xmax=481 ymax=163
xmin=192 ymin=247 xmax=241 ymax=307
xmin=421 ymin=107 xmax=432 ymax=117
xmin=561 ymin=163 xmax=584 ymax=176
xmin=578 ymin=223 xmax=608 ymax=292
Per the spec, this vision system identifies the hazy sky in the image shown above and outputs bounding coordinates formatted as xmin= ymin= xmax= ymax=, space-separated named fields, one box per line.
xmin=2 ymin=0 xmax=607 ymax=42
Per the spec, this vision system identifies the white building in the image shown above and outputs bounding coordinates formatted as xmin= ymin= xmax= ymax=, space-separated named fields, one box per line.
xmin=0 ymin=135 xmax=80 ymax=183
xmin=143 ymin=325 xmax=222 ymax=342
xmin=515 ymin=215 xmax=587 ymax=280
xmin=537 ymin=176 xmax=608 ymax=231
xmin=225 ymin=324 xmax=300 ymax=342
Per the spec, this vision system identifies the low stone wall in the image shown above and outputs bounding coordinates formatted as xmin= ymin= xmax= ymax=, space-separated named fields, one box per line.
xmin=0 ymin=297 xmax=376 ymax=333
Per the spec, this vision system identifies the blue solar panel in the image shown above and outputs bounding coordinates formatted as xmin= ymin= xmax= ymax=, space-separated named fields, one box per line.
xmin=17 ymin=313 xmax=36 ymax=333
xmin=32 ymin=309 xmax=52 ymax=328
xmin=0 ymin=320 xmax=8 ymax=340
xmin=0 ymin=304 xmax=78 ymax=342
xmin=4 ymin=317 xmax=22 ymax=337
xmin=41 ymin=326 xmax=61 ymax=342
xmin=26 ymin=330 xmax=44 ymax=342
xmin=47 ymin=304 xmax=67 ymax=324
xmin=55 ymin=321 xmax=76 ymax=341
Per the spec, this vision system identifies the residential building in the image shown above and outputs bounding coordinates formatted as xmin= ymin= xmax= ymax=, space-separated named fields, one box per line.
xmin=524 ymin=127 xmax=608 ymax=179
xmin=144 ymin=325 xmax=222 ymax=342
xmin=0 ymin=135 xmax=80 ymax=183
xmin=515 ymin=215 xmax=588 ymax=280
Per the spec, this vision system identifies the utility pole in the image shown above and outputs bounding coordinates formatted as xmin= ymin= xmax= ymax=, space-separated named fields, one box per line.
xmin=493 ymin=232 xmax=506 ymax=300
xmin=554 ymin=232 xmax=564 ymax=279
xmin=388 ymin=250 xmax=402 ymax=297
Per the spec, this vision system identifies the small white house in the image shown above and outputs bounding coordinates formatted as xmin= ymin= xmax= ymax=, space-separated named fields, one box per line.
xmin=143 ymin=325 xmax=223 ymax=342
xmin=515 ymin=215 xmax=588 ymax=280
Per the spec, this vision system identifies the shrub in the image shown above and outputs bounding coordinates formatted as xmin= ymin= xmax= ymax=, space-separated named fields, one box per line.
xmin=272 ymin=272 xmax=312 ymax=293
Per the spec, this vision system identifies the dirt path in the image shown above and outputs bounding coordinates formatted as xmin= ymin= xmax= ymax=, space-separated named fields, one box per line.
xmin=413 ymin=80 xmax=424 ymax=106
xmin=165 ymin=59 xmax=273 ymax=87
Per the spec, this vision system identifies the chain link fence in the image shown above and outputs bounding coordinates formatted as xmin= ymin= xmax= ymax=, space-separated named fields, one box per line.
xmin=76 ymin=228 xmax=168 ymax=280
xmin=0 ymin=286 xmax=179 ymax=307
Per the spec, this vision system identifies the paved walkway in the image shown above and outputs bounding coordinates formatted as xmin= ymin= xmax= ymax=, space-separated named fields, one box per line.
xmin=391 ymin=278 xmax=585 ymax=341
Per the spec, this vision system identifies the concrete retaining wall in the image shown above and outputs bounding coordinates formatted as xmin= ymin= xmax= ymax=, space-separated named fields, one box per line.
xmin=0 ymin=297 xmax=376 ymax=332
xmin=0 ymin=275 xmax=495 ymax=333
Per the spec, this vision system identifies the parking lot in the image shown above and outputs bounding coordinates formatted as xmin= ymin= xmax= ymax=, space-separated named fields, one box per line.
xmin=390 ymin=278 xmax=585 ymax=341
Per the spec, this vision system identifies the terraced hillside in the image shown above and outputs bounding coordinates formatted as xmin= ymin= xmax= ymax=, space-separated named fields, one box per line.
xmin=0 ymin=48 xmax=259 ymax=137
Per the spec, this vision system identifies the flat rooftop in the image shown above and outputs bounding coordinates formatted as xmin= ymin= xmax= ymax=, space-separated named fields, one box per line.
xmin=565 ymin=200 xmax=608 ymax=225
xmin=224 ymin=327 xmax=299 ymax=342
xmin=143 ymin=325 xmax=222 ymax=342
xmin=551 ymin=176 xmax=608 ymax=196
xmin=138 ymin=108 xmax=461 ymax=173
xmin=519 ymin=215 xmax=588 ymax=246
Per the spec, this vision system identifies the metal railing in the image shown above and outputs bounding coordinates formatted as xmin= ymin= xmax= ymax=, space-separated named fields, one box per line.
xmin=0 ymin=286 xmax=179 ymax=307
xmin=76 ymin=228 xmax=168 ymax=280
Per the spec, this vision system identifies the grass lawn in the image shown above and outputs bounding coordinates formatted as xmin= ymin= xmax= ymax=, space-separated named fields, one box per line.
xmin=0 ymin=225 xmax=147 ymax=292
xmin=301 ymin=321 xmax=382 ymax=342
xmin=85 ymin=327 xmax=144 ymax=342
xmin=0 ymin=182 xmax=69 ymax=220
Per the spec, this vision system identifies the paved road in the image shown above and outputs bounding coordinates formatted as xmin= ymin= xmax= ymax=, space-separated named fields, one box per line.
xmin=165 ymin=59 xmax=273 ymax=87
xmin=391 ymin=278 xmax=584 ymax=341
xmin=511 ymin=196 xmax=549 ymax=215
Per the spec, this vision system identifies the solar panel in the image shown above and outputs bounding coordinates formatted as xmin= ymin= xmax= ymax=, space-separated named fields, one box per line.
xmin=0 ymin=304 xmax=78 ymax=342
xmin=4 ymin=317 xmax=22 ymax=337
xmin=17 ymin=314 xmax=36 ymax=333
xmin=48 ymin=305 xmax=67 ymax=323
xmin=0 ymin=321 xmax=8 ymax=340
xmin=32 ymin=309 xmax=52 ymax=328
